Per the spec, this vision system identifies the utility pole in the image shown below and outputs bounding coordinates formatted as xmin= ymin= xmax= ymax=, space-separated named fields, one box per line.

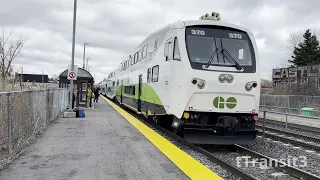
xmin=42 ymin=70 xmax=44 ymax=83
xmin=86 ymin=58 xmax=90 ymax=70
xmin=21 ymin=66 xmax=23 ymax=82
xmin=69 ymin=0 xmax=77 ymax=111
xmin=20 ymin=66 xmax=23 ymax=88
xmin=82 ymin=43 xmax=90 ymax=69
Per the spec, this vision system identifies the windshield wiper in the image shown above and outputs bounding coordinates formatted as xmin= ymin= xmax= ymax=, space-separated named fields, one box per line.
xmin=221 ymin=48 xmax=243 ymax=71
xmin=204 ymin=48 xmax=219 ymax=68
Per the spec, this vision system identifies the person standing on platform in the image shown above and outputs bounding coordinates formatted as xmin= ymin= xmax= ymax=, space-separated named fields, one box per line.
xmin=87 ymin=86 xmax=92 ymax=107
xmin=72 ymin=88 xmax=76 ymax=109
xmin=93 ymin=87 xmax=100 ymax=103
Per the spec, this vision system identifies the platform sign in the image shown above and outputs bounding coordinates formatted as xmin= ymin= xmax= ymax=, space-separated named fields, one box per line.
xmin=68 ymin=65 xmax=78 ymax=80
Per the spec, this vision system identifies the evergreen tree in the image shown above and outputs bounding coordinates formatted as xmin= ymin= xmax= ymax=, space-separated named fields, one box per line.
xmin=288 ymin=29 xmax=320 ymax=66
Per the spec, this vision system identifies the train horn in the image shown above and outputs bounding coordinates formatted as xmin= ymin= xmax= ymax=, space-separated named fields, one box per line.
xmin=200 ymin=12 xmax=221 ymax=21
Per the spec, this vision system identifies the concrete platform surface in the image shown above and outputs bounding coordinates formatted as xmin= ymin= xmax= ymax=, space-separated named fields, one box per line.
xmin=0 ymin=100 xmax=189 ymax=180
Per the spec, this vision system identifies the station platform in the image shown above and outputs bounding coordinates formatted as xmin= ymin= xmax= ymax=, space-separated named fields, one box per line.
xmin=0 ymin=97 xmax=222 ymax=180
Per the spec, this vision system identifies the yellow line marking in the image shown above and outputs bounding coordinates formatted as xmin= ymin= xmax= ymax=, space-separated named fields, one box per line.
xmin=101 ymin=96 xmax=222 ymax=180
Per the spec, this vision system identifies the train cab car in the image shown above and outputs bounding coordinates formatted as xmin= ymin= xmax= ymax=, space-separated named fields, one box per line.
xmin=106 ymin=12 xmax=260 ymax=145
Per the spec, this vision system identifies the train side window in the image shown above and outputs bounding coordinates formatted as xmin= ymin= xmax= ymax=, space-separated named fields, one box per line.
xmin=164 ymin=38 xmax=173 ymax=61
xmin=135 ymin=52 xmax=139 ymax=63
xmin=139 ymin=49 xmax=143 ymax=61
xmin=132 ymin=85 xmax=135 ymax=95
xmin=173 ymin=37 xmax=181 ymax=61
xmin=139 ymin=49 xmax=142 ymax=61
xmin=152 ymin=65 xmax=159 ymax=82
xmin=128 ymin=55 xmax=132 ymax=65
xmin=147 ymin=68 xmax=151 ymax=82
xmin=154 ymin=39 xmax=158 ymax=51
xmin=133 ymin=53 xmax=136 ymax=64
xmin=142 ymin=44 xmax=148 ymax=58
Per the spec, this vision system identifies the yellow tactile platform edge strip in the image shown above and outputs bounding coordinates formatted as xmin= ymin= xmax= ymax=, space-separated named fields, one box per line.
xmin=102 ymin=96 xmax=222 ymax=180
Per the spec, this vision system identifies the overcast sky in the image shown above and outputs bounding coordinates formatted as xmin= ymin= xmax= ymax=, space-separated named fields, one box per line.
xmin=1 ymin=0 xmax=320 ymax=82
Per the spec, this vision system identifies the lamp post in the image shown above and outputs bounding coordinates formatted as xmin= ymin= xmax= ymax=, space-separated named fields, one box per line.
xmin=42 ymin=70 xmax=44 ymax=83
xmin=86 ymin=58 xmax=90 ymax=71
xmin=82 ymin=42 xmax=90 ymax=69
xmin=68 ymin=0 xmax=77 ymax=111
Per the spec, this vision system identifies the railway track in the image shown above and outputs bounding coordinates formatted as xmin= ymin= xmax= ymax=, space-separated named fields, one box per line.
xmin=256 ymin=124 xmax=320 ymax=142
xmin=233 ymin=145 xmax=320 ymax=180
xmin=255 ymin=121 xmax=320 ymax=152
xmin=104 ymin=95 xmax=320 ymax=180
xmin=258 ymin=118 xmax=319 ymax=136
xmin=202 ymin=144 xmax=320 ymax=180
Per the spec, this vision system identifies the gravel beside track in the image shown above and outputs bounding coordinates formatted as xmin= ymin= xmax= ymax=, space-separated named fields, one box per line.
xmin=205 ymin=148 xmax=297 ymax=180
xmin=243 ymin=136 xmax=320 ymax=177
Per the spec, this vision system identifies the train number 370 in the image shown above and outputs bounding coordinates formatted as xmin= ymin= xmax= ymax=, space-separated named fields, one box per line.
xmin=229 ymin=33 xmax=242 ymax=39
xmin=191 ymin=30 xmax=205 ymax=35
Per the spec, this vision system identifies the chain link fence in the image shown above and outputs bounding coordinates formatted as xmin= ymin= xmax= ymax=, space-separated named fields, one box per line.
xmin=260 ymin=94 xmax=320 ymax=115
xmin=0 ymin=77 xmax=59 ymax=93
xmin=0 ymin=88 xmax=68 ymax=169
xmin=258 ymin=94 xmax=320 ymax=150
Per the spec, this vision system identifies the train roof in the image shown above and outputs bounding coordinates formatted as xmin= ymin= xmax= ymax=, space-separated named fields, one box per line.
xmin=182 ymin=20 xmax=253 ymax=35
xmin=107 ymin=15 xmax=254 ymax=78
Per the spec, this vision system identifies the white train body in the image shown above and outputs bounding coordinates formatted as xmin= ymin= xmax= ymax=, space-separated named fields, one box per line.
xmin=104 ymin=15 xmax=260 ymax=144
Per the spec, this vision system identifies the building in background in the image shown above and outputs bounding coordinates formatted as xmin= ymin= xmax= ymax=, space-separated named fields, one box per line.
xmin=17 ymin=73 xmax=49 ymax=83
xmin=272 ymin=65 xmax=320 ymax=87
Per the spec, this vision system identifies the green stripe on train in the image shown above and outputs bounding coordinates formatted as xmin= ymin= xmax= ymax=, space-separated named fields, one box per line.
xmin=116 ymin=83 xmax=163 ymax=105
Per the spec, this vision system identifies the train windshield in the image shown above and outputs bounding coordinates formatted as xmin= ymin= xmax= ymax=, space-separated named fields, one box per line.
xmin=185 ymin=26 xmax=256 ymax=72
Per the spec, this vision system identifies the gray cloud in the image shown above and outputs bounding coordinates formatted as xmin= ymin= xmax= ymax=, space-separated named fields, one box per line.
xmin=1 ymin=0 xmax=320 ymax=82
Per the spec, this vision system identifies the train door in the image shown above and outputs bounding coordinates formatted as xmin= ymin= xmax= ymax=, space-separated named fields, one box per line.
xmin=168 ymin=36 xmax=182 ymax=114
xmin=104 ymin=83 xmax=108 ymax=96
xmin=120 ymin=79 xmax=123 ymax=103
xmin=138 ymin=74 xmax=143 ymax=112
xmin=162 ymin=37 xmax=173 ymax=109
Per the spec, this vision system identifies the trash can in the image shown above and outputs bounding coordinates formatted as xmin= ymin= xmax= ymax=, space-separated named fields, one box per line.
xmin=78 ymin=109 xmax=85 ymax=118
xmin=300 ymin=107 xmax=317 ymax=117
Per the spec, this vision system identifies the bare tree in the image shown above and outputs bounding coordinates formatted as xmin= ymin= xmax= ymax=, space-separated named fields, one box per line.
xmin=0 ymin=27 xmax=28 ymax=81
xmin=285 ymin=31 xmax=303 ymax=52
xmin=285 ymin=28 xmax=320 ymax=53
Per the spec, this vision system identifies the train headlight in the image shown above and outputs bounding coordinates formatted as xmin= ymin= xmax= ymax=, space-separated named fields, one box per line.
xmin=192 ymin=78 xmax=206 ymax=89
xmin=225 ymin=75 xmax=234 ymax=83
xmin=245 ymin=81 xmax=258 ymax=91
xmin=218 ymin=74 xmax=226 ymax=83
xmin=197 ymin=81 xmax=205 ymax=89
xmin=245 ymin=83 xmax=252 ymax=91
